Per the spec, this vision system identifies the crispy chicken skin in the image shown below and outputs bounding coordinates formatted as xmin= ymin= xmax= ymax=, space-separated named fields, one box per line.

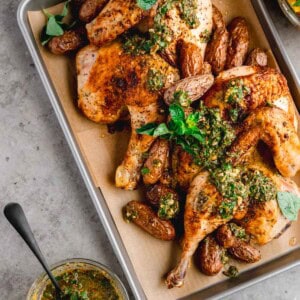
xmin=77 ymin=41 xmax=179 ymax=123
xmin=228 ymin=107 xmax=300 ymax=178
xmin=86 ymin=0 xmax=147 ymax=46
xmin=166 ymin=171 xmax=244 ymax=288
xmin=204 ymin=66 xmax=297 ymax=126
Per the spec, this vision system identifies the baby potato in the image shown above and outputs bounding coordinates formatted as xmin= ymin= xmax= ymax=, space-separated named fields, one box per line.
xmin=246 ymin=48 xmax=268 ymax=67
xmin=179 ymin=40 xmax=203 ymax=78
xmin=48 ymin=26 xmax=87 ymax=55
xmin=225 ymin=17 xmax=250 ymax=69
xmin=123 ymin=200 xmax=175 ymax=241
xmin=196 ymin=236 xmax=223 ymax=276
xmin=79 ymin=0 xmax=109 ymax=23
xmin=229 ymin=243 xmax=261 ymax=263
xmin=205 ymin=27 xmax=229 ymax=75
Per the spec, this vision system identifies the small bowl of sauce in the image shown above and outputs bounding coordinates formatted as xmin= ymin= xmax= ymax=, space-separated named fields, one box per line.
xmin=27 ymin=258 xmax=129 ymax=300
xmin=278 ymin=0 xmax=300 ymax=27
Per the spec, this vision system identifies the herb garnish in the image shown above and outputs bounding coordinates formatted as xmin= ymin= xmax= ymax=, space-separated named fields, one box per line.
xmin=158 ymin=193 xmax=180 ymax=219
xmin=223 ymin=265 xmax=239 ymax=278
xmin=178 ymin=0 xmax=199 ymax=28
xmin=137 ymin=0 xmax=158 ymax=10
xmin=147 ymin=69 xmax=166 ymax=91
xmin=229 ymin=223 xmax=248 ymax=241
xmin=224 ymin=79 xmax=250 ymax=122
xmin=294 ymin=0 xmax=300 ymax=6
xmin=141 ymin=167 xmax=150 ymax=175
xmin=277 ymin=192 xmax=300 ymax=221
xmin=41 ymin=1 xmax=74 ymax=46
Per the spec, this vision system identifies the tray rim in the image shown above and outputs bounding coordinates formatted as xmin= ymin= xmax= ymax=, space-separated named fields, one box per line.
xmin=17 ymin=0 xmax=300 ymax=299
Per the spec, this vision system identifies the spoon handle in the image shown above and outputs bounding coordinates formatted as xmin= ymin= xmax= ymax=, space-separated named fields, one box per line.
xmin=4 ymin=203 xmax=61 ymax=293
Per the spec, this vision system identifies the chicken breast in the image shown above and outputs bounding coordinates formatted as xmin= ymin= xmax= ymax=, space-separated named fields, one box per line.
xmin=77 ymin=41 xmax=179 ymax=124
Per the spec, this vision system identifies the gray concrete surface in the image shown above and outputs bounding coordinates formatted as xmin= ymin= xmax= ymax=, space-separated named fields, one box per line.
xmin=0 ymin=0 xmax=299 ymax=299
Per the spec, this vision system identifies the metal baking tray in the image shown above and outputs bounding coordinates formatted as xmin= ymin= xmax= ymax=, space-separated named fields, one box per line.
xmin=17 ymin=0 xmax=300 ymax=299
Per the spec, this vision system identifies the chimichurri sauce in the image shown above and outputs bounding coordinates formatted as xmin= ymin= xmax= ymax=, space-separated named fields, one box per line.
xmin=41 ymin=269 xmax=120 ymax=300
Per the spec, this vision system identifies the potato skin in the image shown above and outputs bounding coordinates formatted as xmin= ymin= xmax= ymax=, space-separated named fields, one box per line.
xmin=179 ymin=41 xmax=203 ymax=78
xmin=212 ymin=5 xmax=225 ymax=30
xmin=225 ymin=17 xmax=249 ymax=69
xmin=229 ymin=242 xmax=261 ymax=263
xmin=48 ymin=26 xmax=87 ymax=55
xmin=146 ymin=184 xmax=179 ymax=207
xmin=164 ymin=74 xmax=214 ymax=105
xmin=196 ymin=236 xmax=223 ymax=276
xmin=205 ymin=28 xmax=229 ymax=75
xmin=246 ymin=48 xmax=268 ymax=67
xmin=123 ymin=201 xmax=175 ymax=241
xmin=143 ymin=139 xmax=169 ymax=185
xmin=216 ymin=224 xmax=236 ymax=248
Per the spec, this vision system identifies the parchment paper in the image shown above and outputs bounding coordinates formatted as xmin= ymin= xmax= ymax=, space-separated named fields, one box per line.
xmin=28 ymin=2 xmax=300 ymax=299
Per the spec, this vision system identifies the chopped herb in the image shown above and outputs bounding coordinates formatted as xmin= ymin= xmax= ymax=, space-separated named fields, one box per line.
xmin=277 ymin=191 xmax=300 ymax=221
xmin=137 ymin=0 xmax=158 ymax=10
xmin=199 ymin=29 xmax=211 ymax=43
xmin=141 ymin=167 xmax=150 ymax=175
xmin=147 ymin=69 xmax=165 ymax=91
xmin=243 ymin=170 xmax=277 ymax=203
xmin=178 ymin=0 xmax=200 ymax=28
xmin=173 ymin=90 xmax=191 ymax=107
xmin=158 ymin=193 xmax=180 ymax=219
xmin=229 ymin=223 xmax=248 ymax=241
xmin=223 ymin=265 xmax=239 ymax=278
xmin=219 ymin=200 xmax=237 ymax=219
xmin=228 ymin=108 xmax=239 ymax=123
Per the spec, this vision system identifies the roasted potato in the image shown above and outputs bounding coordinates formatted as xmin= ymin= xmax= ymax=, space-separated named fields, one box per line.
xmin=229 ymin=242 xmax=261 ymax=263
xmin=164 ymin=74 xmax=214 ymax=105
xmin=212 ymin=4 xmax=226 ymax=30
xmin=146 ymin=184 xmax=179 ymax=219
xmin=205 ymin=6 xmax=228 ymax=75
xmin=196 ymin=236 xmax=223 ymax=276
xmin=216 ymin=224 xmax=236 ymax=248
xmin=79 ymin=0 xmax=109 ymax=23
xmin=225 ymin=17 xmax=249 ymax=69
xmin=205 ymin=28 xmax=229 ymax=75
xmin=246 ymin=48 xmax=268 ymax=67
xmin=48 ymin=26 xmax=87 ymax=55
xmin=216 ymin=224 xmax=261 ymax=263
xmin=143 ymin=139 xmax=170 ymax=185
xmin=123 ymin=200 xmax=175 ymax=240
xmin=179 ymin=41 xmax=203 ymax=78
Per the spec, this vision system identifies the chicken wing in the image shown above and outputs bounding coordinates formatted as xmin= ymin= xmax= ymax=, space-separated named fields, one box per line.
xmin=228 ymin=107 xmax=300 ymax=178
xmin=203 ymin=66 xmax=297 ymax=127
xmin=86 ymin=0 xmax=147 ymax=46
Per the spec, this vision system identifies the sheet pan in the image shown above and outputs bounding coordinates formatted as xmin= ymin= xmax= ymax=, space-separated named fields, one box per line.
xmin=17 ymin=0 xmax=300 ymax=299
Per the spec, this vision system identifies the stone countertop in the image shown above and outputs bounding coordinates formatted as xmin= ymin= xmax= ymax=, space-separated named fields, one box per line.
xmin=0 ymin=0 xmax=299 ymax=299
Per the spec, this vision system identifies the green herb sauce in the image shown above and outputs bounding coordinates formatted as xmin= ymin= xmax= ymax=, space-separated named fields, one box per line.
xmin=223 ymin=265 xmax=239 ymax=278
xmin=229 ymin=223 xmax=248 ymax=241
xmin=178 ymin=0 xmax=199 ymax=28
xmin=41 ymin=269 xmax=120 ymax=300
xmin=146 ymin=69 xmax=165 ymax=91
xmin=224 ymin=79 xmax=250 ymax=122
xmin=158 ymin=193 xmax=179 ymax=219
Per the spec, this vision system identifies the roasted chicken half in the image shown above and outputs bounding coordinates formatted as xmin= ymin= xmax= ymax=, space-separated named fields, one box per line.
xmin=166 ymin=66 xmax=300 ymax=288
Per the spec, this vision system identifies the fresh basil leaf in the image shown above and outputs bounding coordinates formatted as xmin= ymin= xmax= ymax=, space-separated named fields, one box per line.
xmin=136 ymin=0 xmax=158 ymax=10
xmin=186 ymin=112 xmax=200 ymax=127
xmin=169 ymin=104 xmax=185 ymax=123
xmin=136 ymin=122 xmax=158 ymax=135
xmin=277 ymin=191 xmax=300 ymax=221
xmin=153 ymin=123 xmax=170 ymax=136
xmin=46 ymin=15 xmax=64 ymax=36
xmin=41 ymin=26 xmax=52 ymax=45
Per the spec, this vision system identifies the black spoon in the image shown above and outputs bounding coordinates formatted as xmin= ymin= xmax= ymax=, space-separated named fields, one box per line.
xmin=4 ymin=203 xmax=62 ymax=300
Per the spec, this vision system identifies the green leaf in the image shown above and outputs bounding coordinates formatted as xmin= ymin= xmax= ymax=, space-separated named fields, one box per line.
xmin=186 ymin=112 xmax=200 ymax=128
xmin=153 ymin=123 xmax=170 ymax=136
xmin=169 ymin=104 xmax=185 ymax=123
xmin=136 ymin=123 xmax=158 ymax=135
xmin=141 ymin=167 xmax=150 ymax=175
xmin=277 ymin=192 xmax=300 ymax=221
xmin=136 ymin=0 xmax=158 ymax=10
xmin=46 ymin=16 xmax=64 ymax=36
xmin=294 ymin=0 xmax=300 ymax=6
